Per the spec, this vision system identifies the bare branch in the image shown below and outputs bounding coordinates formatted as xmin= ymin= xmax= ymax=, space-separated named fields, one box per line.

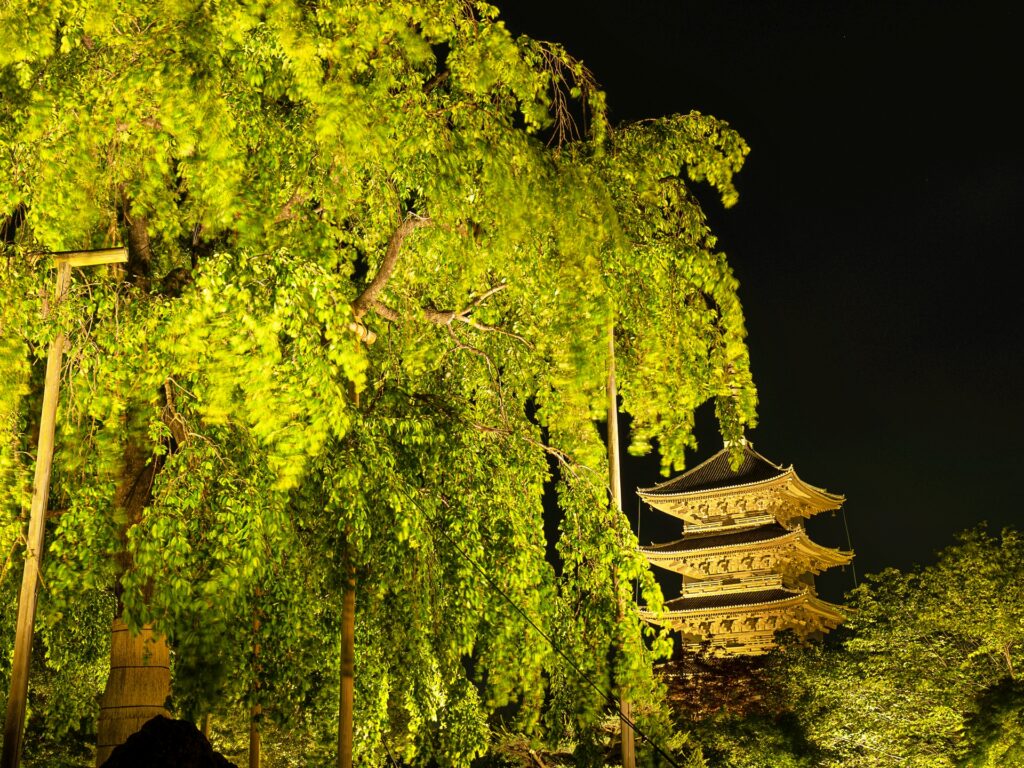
xmin=455 ymin=315 xmax=532 ymax=348
xmin=444 ymin=325 xmax=491 ymax=365
xmin=0 ymin=536 xmax=18 ymax=585
xmin=422 ymin=69 xmax=449 ymax=94
xmin=462 ymin=282 xmax=508 ymax=310
xmin=161 ymin=379 xmax=189 ymax=445
xmin=352 ymin=215 xmax=431 ymax=321
xmin=469 ymin=422 xmax=579 ymax=477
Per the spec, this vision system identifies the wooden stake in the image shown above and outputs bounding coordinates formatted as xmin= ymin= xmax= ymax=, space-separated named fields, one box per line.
xmin=250 ymin=602 xmax=262 ymax=768
xmin=1 ymin=248 xmax=126 ymax=768
xmin=248 ymin=705 xmax=261 ymax=768
xmin=338 ymin=568 xmax=355 ymax=768
xmin=607 ymin=327 xmax=636 ymax=768
xmin=338 ymin=376 xmax=360 ymax=768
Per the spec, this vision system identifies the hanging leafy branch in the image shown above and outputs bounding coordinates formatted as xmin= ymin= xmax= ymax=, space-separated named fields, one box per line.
xmin=0 ymin=0 xmax=756 ymax=763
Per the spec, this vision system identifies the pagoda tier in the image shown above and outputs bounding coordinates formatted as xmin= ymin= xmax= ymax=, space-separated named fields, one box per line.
xmin=639 ymin=522 xmax=852 ymax=582
xmin=638 ymin=443 xmax=844 ymax=529
xmin=641 ymin=588 xmax=846 ymax=656
xmin=637 ymin=440 xmax=851 ymax=656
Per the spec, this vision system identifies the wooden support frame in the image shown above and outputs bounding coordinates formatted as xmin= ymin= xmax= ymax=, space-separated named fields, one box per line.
xmin=1 ymin=247 xmax=127 ymax=768
xmin=50 ymin=248 xmax=128 ymax=268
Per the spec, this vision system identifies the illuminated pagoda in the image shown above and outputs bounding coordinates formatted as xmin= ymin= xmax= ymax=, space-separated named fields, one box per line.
xmin=638 ymin=440 xmax=852 ymax=656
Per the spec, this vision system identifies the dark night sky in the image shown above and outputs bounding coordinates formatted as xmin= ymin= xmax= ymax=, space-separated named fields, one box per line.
xmin=500 ymin=1 xmax=1024 ymax=600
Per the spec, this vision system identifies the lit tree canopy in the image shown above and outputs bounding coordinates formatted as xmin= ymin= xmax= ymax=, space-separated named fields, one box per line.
xmin=0 ymin=0 xmax=755 ymax=763
xmin=769 ymin=527 xmax=1024 ymax=768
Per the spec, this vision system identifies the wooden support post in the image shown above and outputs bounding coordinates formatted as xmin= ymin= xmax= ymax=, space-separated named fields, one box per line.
xmin=1 ymin=248 xmax=127 ymax=768
xmin=250 ymin=599 xmax=262 ymax=768
xmin=338 ymin=377 xmax=361 ymax=768
xmin=338 ymin=569 xmax=355 ymax=768
xmin=607 ymin=327 xmax=636 ymax=768
xmin=248 ymin=705 xmax=261 ymax=768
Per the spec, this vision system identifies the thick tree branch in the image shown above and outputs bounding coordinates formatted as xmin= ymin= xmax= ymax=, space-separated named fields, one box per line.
xmin=273 ymin=189 xmax=308 ymax=224
xmin=125 ymin=213 xmax=153 ymax=283
xmin=350 ymin=220 xmax=529 ymax=345
xmin=366 ymin=284 xmax=531 ymax=347
xmin=368 ymin=300 xmax=400 ymax=323
xmin=351 ymin=215 xmax=431 ymax=321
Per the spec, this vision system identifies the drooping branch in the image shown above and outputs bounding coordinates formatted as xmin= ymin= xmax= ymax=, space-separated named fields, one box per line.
xmin=351 ymin=215 xmax=431 ymax=321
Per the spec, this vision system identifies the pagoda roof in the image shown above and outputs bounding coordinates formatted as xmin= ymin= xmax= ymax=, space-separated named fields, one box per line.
xmin=646 ymin=589 xmax=847 ymax=656
xmin=640 ymin=443 xmax=784 ymax=496
xmin=663 ymin=588 xmax=797 ymax=612
xmin=637 ymin=442 xmax=844 ymax=511
xmin=639 ymin=523 xmax=852 ymax=577
xmin=641 ymin=523 xmax=790 ymax=553
xmin=653 ymin=588 xmax=847 ymax=624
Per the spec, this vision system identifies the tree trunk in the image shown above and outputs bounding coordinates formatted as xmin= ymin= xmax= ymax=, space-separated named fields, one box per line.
xmin=338 ymin=569 xmax=356 ymax=768
xmin=92 ymin=224 xmax=172 ymax=763
xmin=95 ymin=435 xmax=167 ymax=762
xmin=95 ymin=620 xmax=171 ymax=766
xmin=249 ymin=705 xmax=261 ymax=768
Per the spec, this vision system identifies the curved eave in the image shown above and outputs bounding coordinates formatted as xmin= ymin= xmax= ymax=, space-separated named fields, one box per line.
xmin=784 ymin=475 xmax=845 ymax=509
xmin=639 ymin=470 xmax=844 ymax=520
xmin=639 ymin=529 xmax=852 ymax=569
xmin=638 ymin=445 xmax=787 ymax=496
xmin=790 ymin=532 xmax=854 ymax=567
xmin=644 ymin=592 xmax=846 ymax=623
xmin=638 ymin=527 xmax=791 ymax=557
xmin=674 ymin=591 xmax=802 ymax=615
xmin=638 ymin=466 xmax=794 ymax=501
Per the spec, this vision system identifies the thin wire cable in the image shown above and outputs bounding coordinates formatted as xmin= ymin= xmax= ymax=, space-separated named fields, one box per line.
xmin=382 ymin=740 xmax=402 ymax=768
xmin=841 ymin=507 xmax=858 ymax=588
xmin=394 ymin=483 xmax=682 ymax=768
xmin=635 ymin=496 xmax=642 ymax=603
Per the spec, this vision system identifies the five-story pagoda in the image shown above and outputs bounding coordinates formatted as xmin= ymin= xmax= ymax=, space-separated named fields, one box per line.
xmin=638 ymin=440 xmax=852 ymax=656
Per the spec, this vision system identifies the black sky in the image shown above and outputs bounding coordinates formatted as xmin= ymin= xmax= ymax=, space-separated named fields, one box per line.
xmin=500 ymin=0 xmax=1023 ymax=599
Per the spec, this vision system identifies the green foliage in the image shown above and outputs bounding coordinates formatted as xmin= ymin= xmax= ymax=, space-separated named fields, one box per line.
xmin=687 ymin=713 xmax=814 ymax=768
xmin=960 ymin=679 xmax=1024 ymax=768
xmin=752 ymin=527 xmax=1024 ymax=768
xmin=0 ymin=0 xmax=757 ymax=763
xmin=0 ymin=580 xmax=113 ymax=767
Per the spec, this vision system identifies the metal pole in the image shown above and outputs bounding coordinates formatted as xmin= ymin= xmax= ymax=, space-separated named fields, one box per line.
xmin=607 ymin=327 xmax=635 ymax=768
xmin=1 ymin=248 xmax=126 ymax=768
